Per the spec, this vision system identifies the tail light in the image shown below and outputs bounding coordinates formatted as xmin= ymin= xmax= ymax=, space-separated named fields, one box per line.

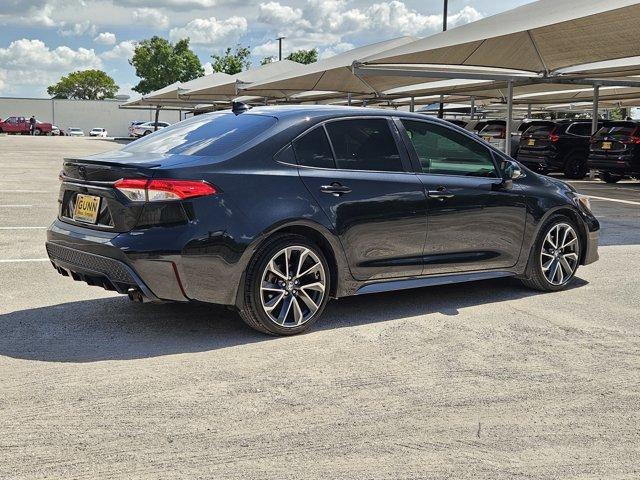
xmin=628 ymin=127 xmax=640 ymax=144
xmin=549 ymin=133 xmax=560 ymax=142
xmin=498 ymin=128 xmax=506 ymax=139
xmin=115 ymin=178 xmax=217 ymax=202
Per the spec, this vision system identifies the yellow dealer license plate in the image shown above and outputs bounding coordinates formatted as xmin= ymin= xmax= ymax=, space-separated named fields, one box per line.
xmin=73 ymin=194 xmax=101 ymax=224
xmin=528 ymin=139 xmax=535 ymax=146
xmin=601 ymin=141 xmax=612 ymax=150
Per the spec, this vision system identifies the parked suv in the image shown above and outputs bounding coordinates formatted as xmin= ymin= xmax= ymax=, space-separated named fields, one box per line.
xmin=588 ymin=121 xmax=640 ymax=183
xmin=478 ymin=120 xmax=522 ymax=154
xmin=517 ymin=120 xmax=604 ymax=179
xmin=46 ymin=105 xmax=599 ymax=336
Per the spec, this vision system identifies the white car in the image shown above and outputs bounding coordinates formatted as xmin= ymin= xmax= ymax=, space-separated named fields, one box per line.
xmin=51 ymin=125 xmax=61 ymax=136
xmin=67 ymin=128 xmax=84 ymax=137
xmin=89 ymin=128 xmax=108 ymax=137
xmin=131 ymin=121 xmax=171 ymax=137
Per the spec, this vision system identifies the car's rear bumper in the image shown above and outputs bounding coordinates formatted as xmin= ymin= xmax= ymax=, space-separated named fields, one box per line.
xmin=46 ymin=220 xmax=189 ymax=303
xmin=517 ymin=150 xmax=561 ymax=170
xmin=588 ymin=154 xmax=640 ymax=174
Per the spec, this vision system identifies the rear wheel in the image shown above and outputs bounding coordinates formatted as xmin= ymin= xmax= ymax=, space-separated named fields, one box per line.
xmin=34 ymin=128 xmax=42 ymax=136
xmin=601 ymin=172 xmax=623 ymax=183
xmin=238 ymin=234 xmax=331 ymax=335
xmin=143 ymin=130 xmax=152 ymax=136
xmin=563 ymin=153 xmax=587 ymax=179
xmin=521 ymin=215 xmax=581 ymax=292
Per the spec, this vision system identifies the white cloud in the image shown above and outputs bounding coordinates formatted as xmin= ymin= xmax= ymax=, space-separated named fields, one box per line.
xmin=132 ymin=8 xmax=169 ymax=29
xmin=58 ymin=20 xmax=97 ymax=37
xmin=319 ymin=41 xmax=354 ymax=59
xmin=0 ymin=0 xmax=57 ymax=27
xmin=113 ymin=0 xmax=217 ymax=10
xmin=94 ymin=32 xmax=117 ymax=45
xmin=169 ymin=16 xmax=248 ymax=46
xmin=0 ymin=38 xmax=102 ymax=96
xmin=101 ymin=41 xmax=137 ymax=60
xmin=203 ymin=62 xmax=214 ymax=75
xmin=449 ymin=5 xmax=484 ymax=28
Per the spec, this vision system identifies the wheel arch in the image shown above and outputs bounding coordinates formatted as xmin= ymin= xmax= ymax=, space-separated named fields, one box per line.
xmin=533 ymin=206 xmax=589 ymax=265
xmin=234 ymin=219 xmax=353 ymax=308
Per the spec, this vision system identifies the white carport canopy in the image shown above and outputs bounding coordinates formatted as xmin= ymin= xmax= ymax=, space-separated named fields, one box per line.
xmin=179 ymin=60 xmax=306 ymax=101
xmin=239 ymin=37 xmax=417 ymax=97
xmin=142 ymin=72 xmax=231 ymax=104
xmin=358 ymin=0 xmax=640 ymax=76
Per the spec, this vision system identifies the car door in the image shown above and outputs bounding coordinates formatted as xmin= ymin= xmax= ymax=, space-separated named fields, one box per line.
xmin=5 ymin=117 xmax=18 ymax=133
xmin=397 ymin=118 xmax=527 ymax=275
xmin=293 ymin=117 xmax=427 ymax=281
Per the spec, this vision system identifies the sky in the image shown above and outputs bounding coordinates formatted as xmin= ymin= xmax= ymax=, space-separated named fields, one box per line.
xmin=0 ymin=0 xmax=535 ymax=99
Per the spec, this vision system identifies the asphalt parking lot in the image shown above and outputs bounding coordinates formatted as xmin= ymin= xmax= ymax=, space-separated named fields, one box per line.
xmin=1 ymin=136 xmax=638 ymax=479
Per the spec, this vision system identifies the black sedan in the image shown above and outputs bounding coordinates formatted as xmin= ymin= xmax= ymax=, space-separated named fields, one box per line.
xmin=46 ymin=105 xmax=599 ymax=335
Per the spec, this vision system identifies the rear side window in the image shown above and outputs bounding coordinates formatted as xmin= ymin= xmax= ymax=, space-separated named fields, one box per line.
xmin=566 ymin=123 xmax=592 ymax=136
xmin=402 ymin=119 xmax=498 ymax=178
xmin=325 ymin=119 xmax=403 ymax=172
xmin=123 ymin=113 xmax=277 ymax=156
xmin=293 ymin=127 xmax=335 ymax=169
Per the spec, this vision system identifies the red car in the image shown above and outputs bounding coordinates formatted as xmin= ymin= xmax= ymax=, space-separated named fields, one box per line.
xmin=0 ymin=116 xmax=53 ymax=135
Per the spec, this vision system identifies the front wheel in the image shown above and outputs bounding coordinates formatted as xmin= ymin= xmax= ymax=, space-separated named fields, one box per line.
xmin=521 ymin=215 xmax=581 ymax=292
xmin=238 ymin=234 xmax=331 ymax=335
xmin=600 ymin=172 xmax=623 ymax=183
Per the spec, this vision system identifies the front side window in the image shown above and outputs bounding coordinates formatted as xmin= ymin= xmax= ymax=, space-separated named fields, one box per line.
xmin=292 ymin=126 xmax=335 ymax=169
xmin=401 ymin=119 xmax=498 ymax=178
xmin=325 ymin=119 xmax=403 ymax=172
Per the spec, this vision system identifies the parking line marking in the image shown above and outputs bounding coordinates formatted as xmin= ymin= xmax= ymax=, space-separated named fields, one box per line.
xmin=0 ymin=226 xmax=48 ymax=230
xmin=0 ymin=258 xmax=49 ymax=263
xmin=0 ymin=205 xmax=33 ymax=208
xmin=586 ymin=195 xmax=640 ymax=206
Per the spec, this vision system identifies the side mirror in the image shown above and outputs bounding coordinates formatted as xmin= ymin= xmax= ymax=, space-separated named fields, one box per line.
xmin=502 ymin=160 xmax=523 ymax=180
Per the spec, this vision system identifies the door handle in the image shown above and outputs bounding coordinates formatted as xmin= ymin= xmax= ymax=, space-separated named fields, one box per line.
xmin=320 ymin=182 xmax=352 ymax=196
xmin=427 ymin=186 xmax=455 ymax=201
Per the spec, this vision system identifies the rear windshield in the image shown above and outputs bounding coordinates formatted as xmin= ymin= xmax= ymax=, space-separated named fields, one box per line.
xmin=524 ymin=124 xmax=554 ymax=136
xmin=123 ymin=113 xmax=277 ymax=156
xmin=480 ymin=124 xmax=505 ymax=134
xmin=593 ymin=123 xmax=638 ymax=140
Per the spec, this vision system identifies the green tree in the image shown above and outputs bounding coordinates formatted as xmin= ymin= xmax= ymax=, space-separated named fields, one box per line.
xmin=47 ymin=70 xmax=119 ymax=100
xmin=286 ymin=48 xmax=318 ymax=65
xmin=261 ymin=56 xmax=275 ymax=65
xmin=129 ymin=36 xmax=203 ymax=95
xmin=211 ymin=45 xmax=251 ymax=75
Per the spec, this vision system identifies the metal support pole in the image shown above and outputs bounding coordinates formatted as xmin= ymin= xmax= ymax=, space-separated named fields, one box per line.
xmin=347 ymin=93 xmax=352 ymax=106
xmin=527 ymin=103 xmax=532 ymax=119
xmin=443 ymin=0 xmax=448 ymax=31
xmin=590 ymin=84 xmax=600 ymax=180
xmin=276 ymin=37 xmax=285 ymax=61
xmin=154 ymin=106 xmax=160 ymax=131
xmin=410 ymin=97 xmax=415 ymax=113
xmin=469 ymin=96 xmax=475 ymax=120
xmin=438 ymin=94 xmax=444 ymax=119
xmin=505 ymin=80 xmax=513 ymax=157
xmin=591 ymin=84 xmax=600 ymax=135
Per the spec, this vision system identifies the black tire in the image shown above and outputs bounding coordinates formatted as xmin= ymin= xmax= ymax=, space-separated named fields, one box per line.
xmin=143 ymin=130 xmax=152 ymax=136
xmin=238 ymin=234 xmax=331 ymax=336
xmin=563 ymin=153 xmax=587 ymax=179
xmin=520 ymin=214 xmax=582 ymax=292
xmin=600 ymin=172 xmax=623 ymax=183
xmin=34 ymin=128 xmax=42 ymax=136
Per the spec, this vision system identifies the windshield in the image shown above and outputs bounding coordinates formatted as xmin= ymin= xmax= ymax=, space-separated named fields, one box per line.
xmin=480 ymin=124 xmax=505 ymax=135
xmin=123 ymin=113 xmax=277 ymax=156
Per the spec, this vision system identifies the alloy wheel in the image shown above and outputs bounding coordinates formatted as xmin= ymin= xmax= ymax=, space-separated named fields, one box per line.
xmin=540 ymin=223 xmax=579 ymax=286
xmin=260 ymin=246 xmax=326 ymax=327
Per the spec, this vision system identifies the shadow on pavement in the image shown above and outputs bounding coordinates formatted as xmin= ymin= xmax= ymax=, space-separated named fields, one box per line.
xmin=0 ymin=277 xmax=587 ymax=363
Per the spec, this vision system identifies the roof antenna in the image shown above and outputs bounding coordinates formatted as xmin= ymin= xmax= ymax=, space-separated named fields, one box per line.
xmin=232 ymin=101 xmax=251 ymax=115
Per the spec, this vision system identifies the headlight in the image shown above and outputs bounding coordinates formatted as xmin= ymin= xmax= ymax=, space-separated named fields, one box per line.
xmin=575 ymin=194 xmax=592 ymax=213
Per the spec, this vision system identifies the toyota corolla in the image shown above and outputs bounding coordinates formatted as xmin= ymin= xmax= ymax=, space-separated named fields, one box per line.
xmin=46 ymin=105 xmax=599 ymax=335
